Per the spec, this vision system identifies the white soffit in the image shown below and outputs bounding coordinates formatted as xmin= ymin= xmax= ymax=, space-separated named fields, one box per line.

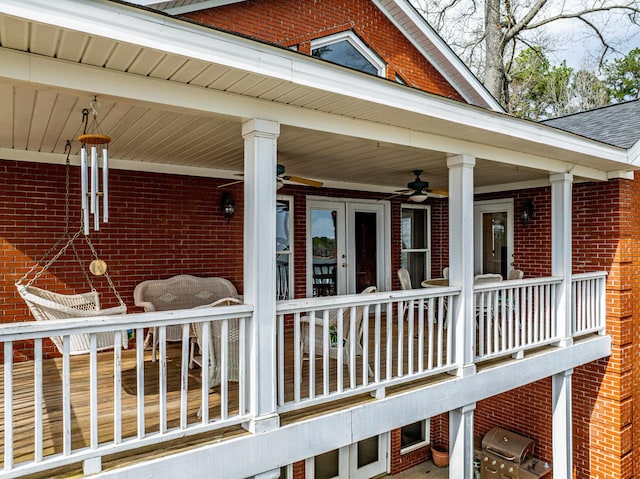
xmin=0 ymin=0 xmax=635 ymax=178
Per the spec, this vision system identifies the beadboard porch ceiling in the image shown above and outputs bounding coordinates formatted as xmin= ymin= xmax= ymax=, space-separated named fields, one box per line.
xmin=0 ymin=2 xmax=635 ymax=195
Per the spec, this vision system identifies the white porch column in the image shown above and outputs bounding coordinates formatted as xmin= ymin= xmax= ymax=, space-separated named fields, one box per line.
xmin=447 ymin=154 xmax=476 ymax=375
xmin=552 ymin=369 xmax=573 ymax=477
xmin=243 ymin=118 xmax=280 ymax=433
xmin=551 ymin=172 xmax=573 ymax=346
xmin=449 ymin=402 xmax=476 ymax=479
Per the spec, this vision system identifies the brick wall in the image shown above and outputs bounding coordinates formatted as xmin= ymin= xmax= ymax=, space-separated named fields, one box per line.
xmin=182 ymin=0 xmax=464 ymax=101
xmin=2 ymin=157 xmax=633 ymax=477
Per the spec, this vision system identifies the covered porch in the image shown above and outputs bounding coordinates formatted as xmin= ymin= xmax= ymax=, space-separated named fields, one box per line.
xmin=1 ymin=276 xmax=608 ymax=477
xmin=0 ymin=1 xmax=632 ymax=478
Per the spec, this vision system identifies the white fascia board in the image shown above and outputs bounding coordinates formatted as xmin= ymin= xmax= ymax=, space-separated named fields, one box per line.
xmin=629 ymin=139 xmax=640 ymax=166
xmin=164 ymin=0 xmax=243 ymax=15
xmin=373 ymin=0 xmax=503 ymax=112
xmin=0 ymin=0 xmax=633 ymax=173
xmin=0 ymin=47 xmax=628 ymax=181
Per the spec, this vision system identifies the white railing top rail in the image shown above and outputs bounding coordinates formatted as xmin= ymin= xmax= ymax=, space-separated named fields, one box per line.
xmin=276 ymin=287 xmax=460 ymax=314
xmin=473 ymin=276 xmax=562 ymax=293
xmin=0 ymin=304 xmax=254 ymax=342
xmin=571 ymin=271 xmax=608 ymax=281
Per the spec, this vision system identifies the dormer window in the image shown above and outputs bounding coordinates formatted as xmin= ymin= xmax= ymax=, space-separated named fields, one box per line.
xmin=311 ymin=31 xmax=386 ymax=77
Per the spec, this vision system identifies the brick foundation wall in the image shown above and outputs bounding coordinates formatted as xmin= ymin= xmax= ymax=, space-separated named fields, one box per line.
xmin=182 ymin=0 xmax=464 ymax=101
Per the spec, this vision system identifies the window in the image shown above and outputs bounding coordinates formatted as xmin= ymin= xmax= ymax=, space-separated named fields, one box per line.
xmin=401 ymin=420 xmax=430 ymax=453
xmin=276 ymin=196 xmax=294 ymax=300
xmin=401 ymin=205 xmax=431 ymax=287
xmin=311 ymin=31 xmax=386 ymax=77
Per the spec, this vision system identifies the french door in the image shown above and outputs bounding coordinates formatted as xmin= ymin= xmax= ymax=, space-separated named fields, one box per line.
xmin=306 ymin=434 xmax=389 ymax=479
xmin=307 ymin=199 xmax=389 ymax=297
xmin=473 ymin=199 xmax=514 ymax=278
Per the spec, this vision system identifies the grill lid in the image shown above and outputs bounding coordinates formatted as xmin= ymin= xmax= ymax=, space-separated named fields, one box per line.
xmin=482 ymin=427 xmax=534 ymax=464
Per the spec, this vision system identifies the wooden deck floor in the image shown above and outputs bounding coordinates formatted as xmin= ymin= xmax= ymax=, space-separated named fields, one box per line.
xmin=4 ymin=319 xmax=452 ymax=478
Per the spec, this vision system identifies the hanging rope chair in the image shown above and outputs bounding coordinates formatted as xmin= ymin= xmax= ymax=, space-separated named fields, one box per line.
xmin=15 ymin=138 xmax=127 ymax=355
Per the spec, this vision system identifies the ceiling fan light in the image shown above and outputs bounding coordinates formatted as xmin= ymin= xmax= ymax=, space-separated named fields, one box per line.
xmin=408 ymin=191 xmax=428 ymax=202
xmin=276 ymin=178 xmax=285 ymax=190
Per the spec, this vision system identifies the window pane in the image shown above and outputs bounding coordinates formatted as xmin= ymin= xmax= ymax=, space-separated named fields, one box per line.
xmin=402 ymin=208 xmax=427 ymax=249
xmin=312 ymin=40 xmax=378 ymax=75
xmin=401 ymin=421 xmax=425 ymax=449
xmin=401 ymin=251 xmax=426 ymax=287
xmin=355 ymin=211 xmax=377 ymax=292
xmin=276 ymin=199 xmax=290 ymax=252
xmin=314 ymin=449 xmax=339 ymax=479
xmin=311 ymin=209 xmax=338 ymax=297
xmin=481 ymin=212 xmax=507 ymax=278
xmin=357 ymin=436 xmax=379 ymax=468
xmin=276 ymin=253 xmax=290 ymax=300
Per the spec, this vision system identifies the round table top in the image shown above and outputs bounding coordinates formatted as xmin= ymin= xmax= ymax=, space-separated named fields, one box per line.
xmin=421 ymin=278 xmax=449 ymax=287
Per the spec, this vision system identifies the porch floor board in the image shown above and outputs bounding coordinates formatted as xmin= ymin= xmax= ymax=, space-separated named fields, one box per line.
xmin=4 ymin=318 xmax=451 ymax=477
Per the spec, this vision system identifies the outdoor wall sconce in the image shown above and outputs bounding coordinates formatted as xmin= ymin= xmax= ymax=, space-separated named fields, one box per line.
xmin=520 ymin=201 xmax=534 ymax=225
xmin=221 ymin=192 xmax=236 ymax=223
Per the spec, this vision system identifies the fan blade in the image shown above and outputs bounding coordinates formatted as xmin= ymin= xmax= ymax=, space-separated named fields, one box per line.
xmin=429 ymin=188 xmax=448 ymax=197
xmin=217 ymin=179 xmax=244 ymax=188
xmin=393 ymin=189 xmax=412 ymax=194
xmin=282 ymin=175 xmax=323 ymax=187
xmin=379 ymin=193 xmax=404 ymax=201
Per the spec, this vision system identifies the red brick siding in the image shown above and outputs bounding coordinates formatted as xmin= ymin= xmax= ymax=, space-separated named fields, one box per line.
xmin=182 ymin=0 xmax=464 ymax=101
xmin=2 ymin=158 xmax=634 ymax=478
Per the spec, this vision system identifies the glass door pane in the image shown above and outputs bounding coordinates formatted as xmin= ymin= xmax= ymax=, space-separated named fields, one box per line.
xmin=354 ymin=211 xmax=377 ymax=292
xmin=481 ymin=211 xmax=508 ymax=278
xmin=314 ymin=449 xmax=340 ymax=479
xmin=310 ymin=207 xmax=342 ymax=296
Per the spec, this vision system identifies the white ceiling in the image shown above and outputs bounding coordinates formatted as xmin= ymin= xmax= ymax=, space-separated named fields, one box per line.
xmin=0 ymin=2 xmax=634 ymax=196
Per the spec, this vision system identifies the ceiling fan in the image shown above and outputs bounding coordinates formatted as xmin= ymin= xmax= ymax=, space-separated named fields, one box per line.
xmin=218 ymin=164 xmax=323 ymax=189
xmin=385 ymin=170 xmax=448 ymax=202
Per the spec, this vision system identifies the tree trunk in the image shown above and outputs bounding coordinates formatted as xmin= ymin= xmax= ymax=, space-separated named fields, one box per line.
xmin=484 ymin=0 xmax=506 ymax=103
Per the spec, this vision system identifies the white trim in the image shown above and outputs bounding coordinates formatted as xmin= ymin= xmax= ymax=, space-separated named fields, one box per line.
xmin=165 ymin=1 xmax=240 ymax=15
xmin=311 ymin=31 xmax=386 ymax=77
xmin=371 ymin=0 xmax=503 ymax=111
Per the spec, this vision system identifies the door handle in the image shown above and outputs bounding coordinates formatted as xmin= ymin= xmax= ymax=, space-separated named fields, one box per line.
xmin=342 ymin=263 xmax=348 ymax=267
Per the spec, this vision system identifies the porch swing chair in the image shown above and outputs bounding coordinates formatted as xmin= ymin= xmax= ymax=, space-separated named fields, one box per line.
xmin=15 ymin=139 xmax=128 ymax=355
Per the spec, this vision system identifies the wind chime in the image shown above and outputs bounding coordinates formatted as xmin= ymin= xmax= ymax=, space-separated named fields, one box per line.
xmin=78 ymin=97 xmax=110 ymax=237
xmin=78 ymin=98 xmax=110 ymax=276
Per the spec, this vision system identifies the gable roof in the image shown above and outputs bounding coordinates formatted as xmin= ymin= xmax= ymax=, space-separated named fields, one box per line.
xmin=124 ymin=0 xmax=504 ymax=112
xmin=542 ymin=100 xmax=640 ymax=149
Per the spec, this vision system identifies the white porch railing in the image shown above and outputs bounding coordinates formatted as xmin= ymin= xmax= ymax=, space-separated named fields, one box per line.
xmin=474 ymin=277 xmax=563 ymax=361
xmin=0 ymin=303 xmax=252 ymax=478
xmin=572 ymin=272 xmax=607 ymax=336
xmin=275 ymin=288 xmax=460 ymax=412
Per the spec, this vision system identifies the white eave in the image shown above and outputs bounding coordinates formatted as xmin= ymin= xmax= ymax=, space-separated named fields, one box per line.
xmin=0 ymin=0 xmax=636 ymax=189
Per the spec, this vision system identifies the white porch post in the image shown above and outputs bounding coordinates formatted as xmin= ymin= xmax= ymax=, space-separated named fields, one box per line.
xmin=243 ymin=118 xmax=280 ymax=433
xmin=552 ymin=369 xmax=573 ymax=477
xmin=448 ymin=154 xmax=476 ymax=375
xmin=551 ymin=172 xmax=573 ymax=346
xmin=449 ymin=402 xmax=476 ymax=479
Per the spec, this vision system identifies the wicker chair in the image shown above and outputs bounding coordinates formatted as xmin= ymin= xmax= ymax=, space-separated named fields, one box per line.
xmin=17 ymin=284 xmax=128 ymax=355
xmin=133 ymin=275 xmax=238 ymax=362
xmin=300 ymin=286 xmax=377 ymax=377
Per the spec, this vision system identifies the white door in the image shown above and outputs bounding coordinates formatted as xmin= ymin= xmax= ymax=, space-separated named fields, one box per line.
xmin=306 ymin=434 xmax=389 ymax=479
xmin=474 ymin=199 xmax=514 ymax=278
xmin=307 ymin=199 xmax=389 ymax=296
